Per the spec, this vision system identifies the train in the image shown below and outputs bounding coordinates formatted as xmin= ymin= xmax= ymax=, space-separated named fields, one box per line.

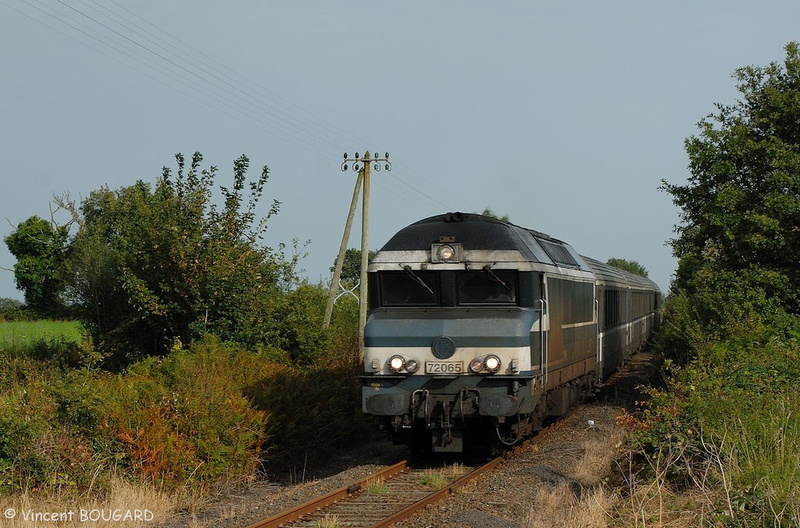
xmin=361 ymin=212 xmax=661 ymax=453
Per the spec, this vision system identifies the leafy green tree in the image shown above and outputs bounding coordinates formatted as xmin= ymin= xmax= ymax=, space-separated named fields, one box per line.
xmin=662 ymin=42 xmax=800 ymax=314
xmin=480 ymin=208 xmax=510 ymax=222
xmin=63 ymin=152 xmax=312 ymax=367
xmin=330 ymin=248 xmax=376 ymax=287
xmin=641 ymin=45 xmax=800 ymax=525
xmin=606 ymin=258 xmax=649 ymax=278
xmin=4 ymin=215 xmax=69 ymax=315
xmin=0 ymin=298 xmax=27 ymax=321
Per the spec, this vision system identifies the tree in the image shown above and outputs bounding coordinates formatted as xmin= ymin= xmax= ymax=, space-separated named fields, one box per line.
xmin=606 ymin=258 xmax=649 ymax=278
xmin=330 ymin=248 xmax=376 ymax=287
xmin=481 ymin=208 xmax=510 ymax=222
xmin=62 ymin=152 xmax=312 ymax=367
xmin=4 ymin=215 xmax=69 ymax=315
xmin=662 ymin=42 xmax=800 ymax=313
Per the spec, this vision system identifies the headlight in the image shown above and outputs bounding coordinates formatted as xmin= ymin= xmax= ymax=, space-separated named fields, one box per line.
xmin=431 ymin=242 xmax=462 ymax=263
xmin=469 ymin=355 xmax=501 ymax=374
xmin=437 ymin=244 xmax=455 ymax=261
xmin=469 ymin=358 xmax=484 ymax=373
xmin=388 ymin=355 xmax=405 ymax=373
xmin=484 ymin=355 xmax=501 ymax=373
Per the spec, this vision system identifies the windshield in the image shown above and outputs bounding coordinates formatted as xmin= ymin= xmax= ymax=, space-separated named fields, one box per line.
xmin=376 ymin=269 xmax=519 ymax=307
xmin=379 ymin=270 xmax=439 ymax=306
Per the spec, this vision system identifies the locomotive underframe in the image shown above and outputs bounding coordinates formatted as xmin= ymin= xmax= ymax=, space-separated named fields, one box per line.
xmin=363 ymin=370 xmax=596 ymax=452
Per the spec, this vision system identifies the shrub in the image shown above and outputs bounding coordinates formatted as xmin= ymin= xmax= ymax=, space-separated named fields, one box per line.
xmin=0 ymin=294 xmax=365 ymax=492
xmin=0 ymin=299 xmax=32 ymax=322
xmin=0 ymin=360 xmax=96 ymax=492
xmin=87 ymin=340 xmax=273 ymax=486
xmin=623 ymin=311 xmax=800 ymax=525
xmin=247 ymin=363 xmax=371 ymax=474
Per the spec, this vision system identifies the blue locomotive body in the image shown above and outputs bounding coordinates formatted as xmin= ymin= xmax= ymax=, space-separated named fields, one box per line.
xmin=361 ymin=213 xmax=660 ymax=452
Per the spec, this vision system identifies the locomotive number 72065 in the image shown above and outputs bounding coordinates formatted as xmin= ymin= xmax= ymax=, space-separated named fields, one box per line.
xmin=425 ymin=361 xmax=463 ymax=374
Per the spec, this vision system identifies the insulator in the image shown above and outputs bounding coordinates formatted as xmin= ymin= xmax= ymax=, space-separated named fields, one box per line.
xmin=343 ymin=163 xmax=348 ymax=171
xmin=373 ymin=163 xmax=380 ymax=171
xmin=385 ymin=152 xmax=389 ymax=159
xmin=355 ymin=152 xmax=360 ymax=159
xmin=385 ymin=163 xmax=391 ymax=171
xmin=343 ymin=152 xmax=347 ymax=159
xmin=354 ymin=163 xmax=360 ymax=171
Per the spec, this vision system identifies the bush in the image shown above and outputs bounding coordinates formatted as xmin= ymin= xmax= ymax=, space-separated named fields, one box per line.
xmin=0 ymin=291 xmax=365 ymax=491
xmin=0 ymin=358 xmax=95 ymax=492
xmin=248 ymin=363 xmax=371 ymax=474
xmin=62 ymin=153 xmax=296 ymax=369
xmin=85 ymin=340 xmax=274 ymax=486
xmin=0 ymin=299 xmax=32 ymax=322
xmin=623 ymin=303 xmax=800 ymax=525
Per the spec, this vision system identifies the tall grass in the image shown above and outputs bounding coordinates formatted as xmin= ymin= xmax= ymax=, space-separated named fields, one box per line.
xmin=615 ymin=394 xmax=800 ymax=527
xmin=716 ymin=391 xmax=800 ymax=525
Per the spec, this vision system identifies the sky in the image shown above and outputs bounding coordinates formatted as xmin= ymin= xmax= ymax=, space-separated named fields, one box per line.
xmin=1 ymin=1 xmax=798 ymax=301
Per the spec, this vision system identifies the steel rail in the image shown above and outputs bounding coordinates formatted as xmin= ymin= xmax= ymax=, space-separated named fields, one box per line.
xmin=370 ymin=457 xmax=503 ymax=528
xmin=245 ymin=460 xmax=408 ymax=528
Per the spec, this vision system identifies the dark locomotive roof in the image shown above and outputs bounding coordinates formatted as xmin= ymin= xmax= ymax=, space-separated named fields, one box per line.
xmin=380 ymin=212 xmax=592 ymax=271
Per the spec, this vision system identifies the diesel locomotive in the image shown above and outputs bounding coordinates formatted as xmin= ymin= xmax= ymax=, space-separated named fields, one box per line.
xmin=361 ymin=212 xmax=660 ymax=453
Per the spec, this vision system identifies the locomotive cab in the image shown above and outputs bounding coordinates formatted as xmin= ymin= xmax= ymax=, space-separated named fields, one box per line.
xmin=363 ymin=265 xmax=541 ymax=452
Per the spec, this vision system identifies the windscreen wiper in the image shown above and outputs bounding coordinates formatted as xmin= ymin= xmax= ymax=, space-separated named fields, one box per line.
xmin=482 ymin=264 xmax=506 ymax=286
xmin=402 ymin=265 xmax=435 ymax=295
xmin=483 ymin=264 xmax=512 ymax=293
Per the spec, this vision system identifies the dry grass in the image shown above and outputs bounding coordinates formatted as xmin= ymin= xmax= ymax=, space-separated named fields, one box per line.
xmin=444 ymin=462 xmax=467 ymax=480
xmin=1 ymin=478 xmax=175 ymax=527
xmin=524 ymin=416 xmax=625 ymax=528
xmin=315 ymin=513 xmax=341 ymax=528
xmin=571 ymin=429 xmax=625 ymax=485
xmin=524 ymin=409 xmax=710 ymax=528
xmin=613 ymin=479 xmax=709 ymax=528
xmin=526 ymin=484 xmax=615 ymax=528
xmin=524 ymin=412 xmax=624 ymax=528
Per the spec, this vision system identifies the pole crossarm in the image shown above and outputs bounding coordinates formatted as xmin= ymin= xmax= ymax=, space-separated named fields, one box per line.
xmin=341 ymin=151 xmax=392 ymax=174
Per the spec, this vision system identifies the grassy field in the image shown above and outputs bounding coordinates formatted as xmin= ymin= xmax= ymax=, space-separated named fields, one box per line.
xmin=0 ymin=320 xmax=83 ymax=349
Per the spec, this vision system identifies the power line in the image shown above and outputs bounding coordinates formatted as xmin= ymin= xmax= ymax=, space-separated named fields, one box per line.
xmin=2 ymin=0 xmax=461 ymax=212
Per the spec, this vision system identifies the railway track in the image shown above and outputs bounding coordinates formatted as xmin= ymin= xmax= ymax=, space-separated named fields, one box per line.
xmin=245 ymin=457 xmax=503 ymax=528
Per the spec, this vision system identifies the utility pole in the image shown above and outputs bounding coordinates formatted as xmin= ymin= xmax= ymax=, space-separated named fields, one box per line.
xmin=324 ymin=151 xmax=391 ymax=356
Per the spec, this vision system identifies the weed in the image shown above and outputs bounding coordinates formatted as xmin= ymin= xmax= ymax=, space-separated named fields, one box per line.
xmin=418 ymin=469 xmax=448 ymax=490
xmin=364 ymin=477 xmax=388 ymax=495
xmin=315 ymin=513 xmax=340 ymax=528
